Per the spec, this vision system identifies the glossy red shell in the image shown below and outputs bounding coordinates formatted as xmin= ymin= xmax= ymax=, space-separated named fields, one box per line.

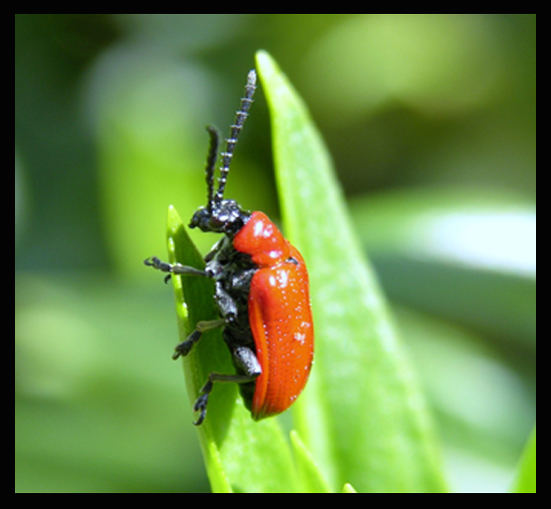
xmin=232 ymin=211 xmax=314 ymax=420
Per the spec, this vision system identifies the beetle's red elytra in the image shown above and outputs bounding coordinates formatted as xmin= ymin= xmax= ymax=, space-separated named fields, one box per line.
xmin=145 ymin=70 xmax=314 ymax=425
xmin=234 ymin=210 xmax=313 ymax=420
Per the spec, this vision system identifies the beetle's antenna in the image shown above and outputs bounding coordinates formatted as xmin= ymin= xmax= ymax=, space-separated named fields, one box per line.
xmin=214 ymin=69 xmax=256 ymax=203
xmin=205 ymin=125 xmax=220 ymax=212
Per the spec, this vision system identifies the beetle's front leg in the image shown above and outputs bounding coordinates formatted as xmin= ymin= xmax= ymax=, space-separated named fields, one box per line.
xmin=203 ymin=237 xmax=224 ymax=263
xmin=144 ymin=256 xmax=207 ymax=283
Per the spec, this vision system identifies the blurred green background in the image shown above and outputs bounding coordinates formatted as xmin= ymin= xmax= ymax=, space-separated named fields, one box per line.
xmin=15 ymin=14 xmax=535 ymax=492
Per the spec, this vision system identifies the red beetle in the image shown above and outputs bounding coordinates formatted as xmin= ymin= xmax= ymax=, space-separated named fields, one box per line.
xmin=145 ymin=70 xmax=314 ymax=425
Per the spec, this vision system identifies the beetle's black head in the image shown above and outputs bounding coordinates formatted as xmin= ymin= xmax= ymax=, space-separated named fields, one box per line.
xmin=190 ymin=199 xmax=250 ymax=236
xmin=190 ymin=71 xmax=256 ymax=237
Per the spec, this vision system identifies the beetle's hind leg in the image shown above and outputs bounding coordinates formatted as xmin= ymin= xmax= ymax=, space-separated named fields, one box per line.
xmin=144 ymin=256 xmax=207 ymax=283
xmin=193 ymin=346 xmax=261 ymax=425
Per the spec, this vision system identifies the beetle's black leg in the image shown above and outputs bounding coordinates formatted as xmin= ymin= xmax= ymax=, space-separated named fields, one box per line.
xmin=144 ymin=256 xmax=207 ymax=283
xmin=172 ymin=318 xmax=225 ymax=359
xmin=204 ymin=238 xmax=224 ymax=263
xmin=193 ymin=346 xmax=261 ymax=425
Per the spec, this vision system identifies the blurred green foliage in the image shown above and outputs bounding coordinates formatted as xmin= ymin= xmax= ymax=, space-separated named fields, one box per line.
xmin=15 ymin=14 xmax=535 ymax=492
xmin=512 ymin=427 xmax=536 ymax=493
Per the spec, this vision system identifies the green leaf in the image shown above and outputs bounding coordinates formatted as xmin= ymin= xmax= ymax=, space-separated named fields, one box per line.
xmin=166 ymin=206 xmax=299 ymax=493
xmin=256 ymin=50 xmax=447 ymax=492
xmin=290 ymin=430 xmax=331 ymax=493
xmin=512 ymin=426 xmax=536 ymax=493
xmin=342 ymin=483 xmax=358 ymax=493
xmin=350 ymin=188 xmax=536 ymax=348
xmin=394 ymin=306 xmax=535 ymax=492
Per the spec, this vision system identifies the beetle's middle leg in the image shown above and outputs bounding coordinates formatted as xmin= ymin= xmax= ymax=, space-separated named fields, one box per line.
xmin=172 ymin=318 xmax=225 ymax=359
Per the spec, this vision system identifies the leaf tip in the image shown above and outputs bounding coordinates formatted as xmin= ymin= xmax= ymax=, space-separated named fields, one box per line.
xmin=289 ymin=429 xmax=332 ymax=493
xmin=255 ymin=49 xmax=278 ymax=80
xmin=341 ymin=483 xmax=357 ymax=493
xmin=167 ymin=204 xmax=184 ymax=234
